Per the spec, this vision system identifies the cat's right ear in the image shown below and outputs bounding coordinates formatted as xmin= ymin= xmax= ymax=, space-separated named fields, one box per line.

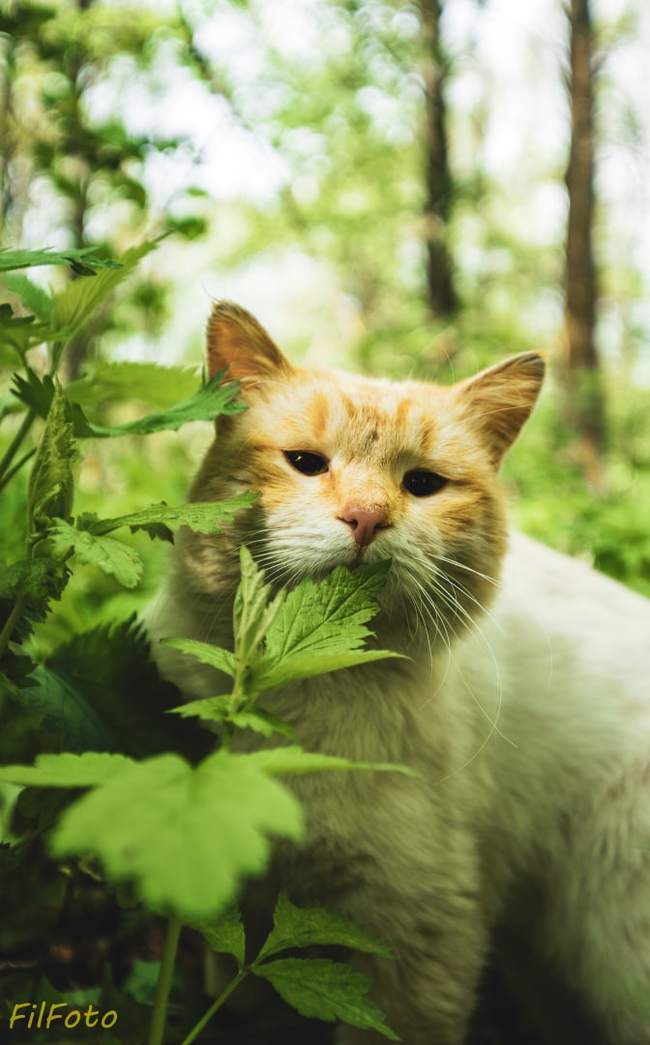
xmin=206 ymin=301 xmax=291 ymax=387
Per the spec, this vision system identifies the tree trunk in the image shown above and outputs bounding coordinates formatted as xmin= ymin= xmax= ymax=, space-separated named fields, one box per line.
xmin=0 ymin=35 xmax=16 ymax=239
xmin=563 ymin=0 xmax=605 ymax=484
xmin=420 ymin=0 xmax=457 ymax=319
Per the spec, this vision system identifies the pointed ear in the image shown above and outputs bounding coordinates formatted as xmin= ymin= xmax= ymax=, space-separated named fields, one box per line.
xmin=206 ymin=301 xmax=291 ymax=386
xmin=454 ymin=352 xmax=545 ymax=466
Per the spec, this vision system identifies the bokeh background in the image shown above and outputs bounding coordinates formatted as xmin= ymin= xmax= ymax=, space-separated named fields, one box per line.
xmin=2 ymin=0 xmax=650 ymax=652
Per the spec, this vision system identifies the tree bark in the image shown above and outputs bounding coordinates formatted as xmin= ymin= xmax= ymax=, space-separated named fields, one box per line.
xmin=563 ymin=0 xmax=605 ymax=483
xmin=0 ymin=35 xmax=16 ymax=239
xmin=420 ymin=0 xmax=457 ymax=319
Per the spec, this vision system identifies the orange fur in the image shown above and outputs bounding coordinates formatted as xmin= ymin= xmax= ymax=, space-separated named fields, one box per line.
xmin=181 ymin=301 xmax=544 ymax=651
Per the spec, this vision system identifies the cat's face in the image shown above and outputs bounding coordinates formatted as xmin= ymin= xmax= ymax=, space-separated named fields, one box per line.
xmin=184 ymin=302 xmax=544 ymax=644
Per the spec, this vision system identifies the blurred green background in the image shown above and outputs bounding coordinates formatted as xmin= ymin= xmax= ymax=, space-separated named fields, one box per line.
xmin=1 ymin=0 xmax=650 ymax=660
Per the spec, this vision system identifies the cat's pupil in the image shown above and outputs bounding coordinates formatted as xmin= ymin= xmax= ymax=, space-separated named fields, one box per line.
xmin=403 ymin=469 xmax=447 ymax=497
xmin=284 ymin=450 xmax=329 ymax=476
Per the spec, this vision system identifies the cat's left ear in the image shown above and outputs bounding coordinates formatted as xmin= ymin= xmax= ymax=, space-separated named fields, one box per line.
xmin=454 ymin=352 xmax=545 ymax=466
xmin=206 ymin=301 xmax=292 ymax=387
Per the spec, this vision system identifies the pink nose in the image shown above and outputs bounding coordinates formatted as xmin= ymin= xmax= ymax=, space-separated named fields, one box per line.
xmin=339 ymin=506 xmax=390 ymax=547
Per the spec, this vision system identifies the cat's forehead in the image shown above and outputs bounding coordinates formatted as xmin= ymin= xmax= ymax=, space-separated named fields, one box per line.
xmin=255 ymin=369 xmax=450 ymax=459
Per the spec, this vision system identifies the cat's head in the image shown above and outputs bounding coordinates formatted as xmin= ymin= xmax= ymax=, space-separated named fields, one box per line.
xmin=180 ymin=302 xmax=544 ymax=645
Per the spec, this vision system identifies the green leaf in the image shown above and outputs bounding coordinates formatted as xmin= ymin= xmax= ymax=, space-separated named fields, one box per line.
xmin=197 ymin=906 xmax=246 ymax=966
xmin=162 ymin=639 xmax=235 ymax=678
xmin=253 ymin=648 xmax=402 ymax=691
xmin=48 ymin=241 xmax=157 ymax=338
xmin=0 ymin=557 xmax=69 ymax=645
xmin=253 ymin=958 xmax=398 ymax=1039
xmin=13 ymin=371 xmax=245 ymax=439
xmin=66 ymin=361 xmax=199 ymax=411
xmin=0 ymin=752 xmax=134 ymax=788
xmin=259 ymin=893 xmax=391 ymax=960
xmin=265 ymin=561 xmax=390 ymax=662
xmin=227 ymin=710 xmax=296 ymax=739
xmin=239 ymin=746 xmax=415 ymax=778
xmin=249 ymin=561 xmax=398 ymax=691
xmin=27 ymin=383 xmax=77 ymax=530
xmin=168 ymin=698 xmax=295 ymax=738
xmin=0 ymin=303 xmax=48 ymax=361
xmin=50 ymin=750 xmax=304 ymax=922
xmin=235 ymin=547 xmax=285 ymax=665
xmin=2 ymin=273 xmax=52 ymax=319
xmin=39 ymin=616 xmax=209 ymax=759
xmin=168 ymin=694 xmax=232 ymax=722
xmin=80 ymin=493 xmax=256 ymax=541
xmin=46 ymin=519 xmax=143 ymax=588
xmin=11 ymin=370 xmax=53 ymax=416
xmin=0 ymin=246 xmax=120 ymax=274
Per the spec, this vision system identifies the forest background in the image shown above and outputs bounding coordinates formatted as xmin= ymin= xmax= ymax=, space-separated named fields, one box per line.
xmin=0 ymin=0 xmax=649 ymax=1042
xmin=2 ymin=0 xmax=650 ymax=639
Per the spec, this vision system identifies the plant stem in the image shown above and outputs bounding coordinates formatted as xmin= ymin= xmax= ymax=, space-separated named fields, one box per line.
xmin=0 ymin=408 xmax=35 ymax=483
xmin=0 ymin=446 xmax=36 ymax=493
xmin=180 ymin=969 xmax=247 ymax=1045
xmin=0 ymin=589 xmax=26 ymax=661
xmin=149 ymin=917 xmax=183 ymax=1045
xmin=0 ymin=340 xmax=65 ymax=485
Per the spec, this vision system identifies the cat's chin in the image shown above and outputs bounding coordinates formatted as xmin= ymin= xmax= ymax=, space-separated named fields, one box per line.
xmin=249 ymin=538 xmax=388 ymax=589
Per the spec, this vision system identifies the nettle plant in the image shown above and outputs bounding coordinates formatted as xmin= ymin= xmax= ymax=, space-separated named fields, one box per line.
xmin=0 ymin=245 xmax=407 ymax=1044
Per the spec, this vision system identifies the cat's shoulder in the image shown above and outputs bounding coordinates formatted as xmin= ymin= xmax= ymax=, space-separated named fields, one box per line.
xmin=497 ymin=530 xmax=650 ymax=642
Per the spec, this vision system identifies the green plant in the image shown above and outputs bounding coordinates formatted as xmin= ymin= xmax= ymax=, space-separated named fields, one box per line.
xmin=0 ymin=245 xmax=406 ymax=1043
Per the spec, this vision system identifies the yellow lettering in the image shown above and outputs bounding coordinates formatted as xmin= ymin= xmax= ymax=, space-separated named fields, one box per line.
xmin=9 ymin=1003 xmax=29 ymax=1029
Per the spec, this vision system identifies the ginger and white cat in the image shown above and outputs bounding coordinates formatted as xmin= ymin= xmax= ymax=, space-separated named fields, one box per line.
xmin=150 ymin=302 xmax=650 ymax=1045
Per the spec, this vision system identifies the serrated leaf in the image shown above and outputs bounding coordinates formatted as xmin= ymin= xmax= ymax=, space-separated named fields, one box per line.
xmin=33 ymin=616 xmax=208 ymax=759
xmin=168 ymin=698 xmax=295 ymax=738
xmin=247 ymin=561 xmax=395 ymax=692
xmin=11 ymin=370 xmax=53 ymax=416
xmin=48 ymin=241 xmax=157 ymax=338
xmin=47 ymin=519 xmax=143 ymax=588
xmin=0 ymin=556 xmax=69 ymax=645
xmin=235 ymin=547 xmax=285 ymax=665
xmin=0 ymin=246 xmax=120 ymax=274
xmin=12 ymin=371 xmax=244 ymax=438
xmin=239 ymin=746 xmax=415 ymax=778
xmin=266 ymin=562 xmax=390 ymax=661
xmin=240 ymin=748 xmax=418 ymax=781
xmin=168 ymin=694 xmax=232 ymax=722
xmin=81 ymin=494 xmax=256 ymax=540
xmin=259 ymin=893 xmax=391 ymax=960
xmin=66 ymin=361 xmax=199 ymax=411
xmin=252 ymin=648 xmax=402 ymax=692
xmin=0 ymin=752 xmax=134 ymax=788
xmin=162 ymin=639 xmax=235 ymax=678
xmin=228 ymin=710 xmax=296 ymax=739
xmin=0 ymin=305 xmax=49 ymax=361
xmin=2 ymin=273 xmax=52 ymax=319
xmin=253 ymin=958 xmax=398 ymax=1039
xmin=27 ymin=383 xmax=76 ymax=530
xmin=197 ymin=906 xmax=245 ymax=966
xmin=50 ymin=750 xmax=304 ymax=921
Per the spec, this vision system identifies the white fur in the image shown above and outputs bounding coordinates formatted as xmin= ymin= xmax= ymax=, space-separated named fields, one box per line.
xmin=149 ymin=532 xmax=650 ymax=1044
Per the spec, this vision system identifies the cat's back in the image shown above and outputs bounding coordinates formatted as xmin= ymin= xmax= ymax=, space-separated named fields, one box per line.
xmin=498 ymin=531 xmax=650 ymax=686
xmin=475 ymin=532 xmax=650 ymax=801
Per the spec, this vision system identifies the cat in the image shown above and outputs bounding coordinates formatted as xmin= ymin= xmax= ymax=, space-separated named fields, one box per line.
xmin=149 ymin=301 xmax=650 ymax=1045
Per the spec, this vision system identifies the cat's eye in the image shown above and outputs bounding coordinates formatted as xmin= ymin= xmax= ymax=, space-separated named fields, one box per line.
xmin=284 ymin=450 xmax=329 ymax=476
xmin=403 ymin=469 xmax=448 ymax=497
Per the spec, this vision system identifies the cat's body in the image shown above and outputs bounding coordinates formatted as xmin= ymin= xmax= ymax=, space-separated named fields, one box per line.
xmin=150 ymin=302 xmax=650 ymax=1044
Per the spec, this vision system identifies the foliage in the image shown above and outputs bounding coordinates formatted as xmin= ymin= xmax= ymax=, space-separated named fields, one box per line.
xmin=0 ymin=245 xmax=403 ymax=1043
xmin=1 ymin=2 xmax=649 ymax=1042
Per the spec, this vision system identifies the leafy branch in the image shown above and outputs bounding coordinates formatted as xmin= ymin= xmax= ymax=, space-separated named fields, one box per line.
xmin=0 ymin=241 xmax=406 ymax=1045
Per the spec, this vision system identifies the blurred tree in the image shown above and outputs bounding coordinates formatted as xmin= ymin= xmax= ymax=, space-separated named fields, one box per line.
xmin=420 ymin=0 xmax=457 ymax=319
xmin=0 ymin=0 xmax=209 ymax=375
xmin=563 ymin=0 xmax=605 ymax=484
